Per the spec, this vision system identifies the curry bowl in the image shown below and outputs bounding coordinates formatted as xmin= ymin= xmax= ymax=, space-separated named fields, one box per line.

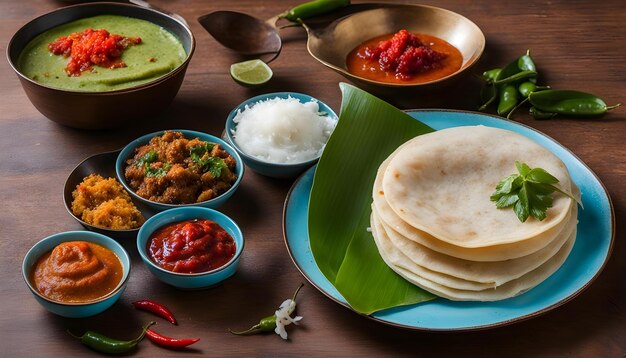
xmin=6 ymin=2 xmax=195 ymax=129
xmin=137 ymin=207 xmax=244 ymax=289
xmin=64 ymin=150 xmax=155 ymax=240
xmin=224 ymin=92 xmax=338 ymax=179
xmin=22 ymin=231 xmax=131 ymax=318
xmin=304 ymin=4 xmax=485 ymax=96
xmin=116 ymin=129 xmax=244 ymax=211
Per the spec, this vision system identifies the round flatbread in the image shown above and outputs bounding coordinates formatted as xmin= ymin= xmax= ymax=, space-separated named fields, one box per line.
xmin=372 ymin=215 xmax=577 ymax=300
xmin=370 ymin=213 xmax=495 ymax=291
xmin=374 ymin=205 xmax=576 ymax=286
xmin=382 ymin=126 xmax=574 ymax=248
xmin=372 ymin=152 xmax=578 ymax=261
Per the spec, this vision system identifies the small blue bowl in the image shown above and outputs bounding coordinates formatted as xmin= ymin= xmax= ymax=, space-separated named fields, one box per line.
xmin=22 ymin=231 xmax=131 ymax=318
xmin=116 ymin=129 xmax=244 ymax=211
xmin=137 ymin=207 xmax=244 ymax=289
xmin=225 ymin=92 xmax=338 ymax=179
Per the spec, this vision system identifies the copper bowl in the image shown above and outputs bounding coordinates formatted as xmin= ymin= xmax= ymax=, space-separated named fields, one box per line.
xmin=6 ymin=2 xmax=195 ymax=130
xmin=304 ymin=4 xmax=485 ymax=99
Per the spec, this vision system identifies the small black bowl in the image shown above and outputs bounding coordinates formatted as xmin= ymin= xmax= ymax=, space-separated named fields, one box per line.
xmin=64 ymin=150 xmax=155 ymax=240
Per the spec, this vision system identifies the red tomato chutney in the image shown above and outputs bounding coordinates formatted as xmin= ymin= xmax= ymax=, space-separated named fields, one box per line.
xmin=48 ymin=28 xmax=141 ymax=76
xmin=148 ymin=219 xmax=236 ymax=274
xmin=346 ymin=30 xmax=462 ymax=84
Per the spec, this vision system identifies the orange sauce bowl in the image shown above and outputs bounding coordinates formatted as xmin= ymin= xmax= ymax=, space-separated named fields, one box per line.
xmin=22 ymin=231 xmax=131 ymax=317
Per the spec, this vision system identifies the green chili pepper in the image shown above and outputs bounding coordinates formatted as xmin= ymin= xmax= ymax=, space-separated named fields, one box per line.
xmin=493 ymin=70 xmax=537 ymax=85
xmin=281 ymin=0 xmax=350 ymax=22
xmin=517 ymin=49 xmax=537 ymax=83
xmin=529 ymin=90 xmax=621 ymax=116
xmin=497 ymin=84 xmax=519 ymax=116
xmin=496 ymin=49 xmax=537 ymax=83
xmin=529 ymin=106 xmax=558 ymax=120
xmin=69 ymin=321 xmax=155 ymax=354
xmin=481 ymin=68 xmax=501 ymax=82
xmin=518 ymin=81 xmax=537 ymax=98
xmin=229 ymin=284 xmax=304 ymax=336
xmin=506 ymin=98 xmax=529 ymax=119
xmin=495 ymin=57 xmax=522 ymax=82
xmin=479 ymin=84 xmax=498 ymax=111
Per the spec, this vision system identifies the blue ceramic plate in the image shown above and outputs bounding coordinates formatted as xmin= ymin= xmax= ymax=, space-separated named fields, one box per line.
xmin=283 ymin=110 xmax=614 ymax=331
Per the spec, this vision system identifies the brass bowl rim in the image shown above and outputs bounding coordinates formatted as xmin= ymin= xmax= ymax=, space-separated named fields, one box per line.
xmin=304 ymin=3 xmax=486 ymax=88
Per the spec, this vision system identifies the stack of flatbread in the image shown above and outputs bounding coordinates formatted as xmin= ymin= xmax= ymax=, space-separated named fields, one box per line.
xmin=371 ymin=126 xmax=579 ymax=301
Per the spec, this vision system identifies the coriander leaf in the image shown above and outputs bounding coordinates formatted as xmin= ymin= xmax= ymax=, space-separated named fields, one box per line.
xmin=516 ymin=183 xmax=531 ymax=222
xmin=491 ymin=161 xmax=579 ymax=223
xmin=196 ymin=156 xmax=226 ymax=177
xmin=495 ymin=193 xmax=519 ymax=208
xmin=545 ymin=183 xmax=583 ymax=207
xmin=533 ymin=193 xmax=553 ymax=209
xmin=136 ymin=150 xmax=158 ymax=167
xmin=529 ymin=205 xmax=547 ymax=221
xmin=145 ymin=164 xmax=169 ymax=177
xmin=527 ymin=167 xmax=559 ymax=184
xmin=493 ymin=174 xmax=518 ymax=196
xmin=190 ymin=142 xmax=216 ymax=162
xmin=515 ymin=161 xmax=532 ymax=177
xmin=207 ymin=157 xmax=227 ymax=178
xmin=530 ymin=182 xmax=557 ymax=195
xmin=514 ymin=200 xmax=529 ymax=223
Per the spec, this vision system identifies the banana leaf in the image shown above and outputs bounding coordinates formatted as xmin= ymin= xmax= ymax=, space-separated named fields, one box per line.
xmin=308 ymin=83 xmax=436 ymax=314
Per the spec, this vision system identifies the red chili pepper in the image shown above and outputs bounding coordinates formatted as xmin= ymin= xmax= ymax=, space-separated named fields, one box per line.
xmin=132 ymin=300 xmax=177 ymax=325
xmin=145 ymin=329 xmax=199 ymax=349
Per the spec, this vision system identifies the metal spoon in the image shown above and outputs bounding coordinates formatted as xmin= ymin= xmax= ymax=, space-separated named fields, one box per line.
xmin=197 ymin=0 xmax=354 ymax=62
xmin=198 ymin=11 xmax=282 ymax=62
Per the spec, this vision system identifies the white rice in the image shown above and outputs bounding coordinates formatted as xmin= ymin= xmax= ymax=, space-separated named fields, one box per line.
xmin=232 ymin=96 xmax=337 ymax=164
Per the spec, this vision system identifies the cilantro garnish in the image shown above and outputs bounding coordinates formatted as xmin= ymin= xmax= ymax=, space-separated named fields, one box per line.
xmin=190 ymin=143 xmax=215 ymax=162
xmin=490 ymin=161 xmax=580 ymax=223
xmin=190 ymin=142 xmax=225 ymax=177
xmin=135 ymin=150 xmax=170 ymax=177
xmin=198 ymin=157 xmax=227 ymax=178
xmin=145 ymin=163 xmax=171 ymax=178
xmin=136 ymin=150 xmax=158 ymax=167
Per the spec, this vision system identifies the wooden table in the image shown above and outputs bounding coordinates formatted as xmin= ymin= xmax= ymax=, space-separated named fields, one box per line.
xmin=2 ymin=0 xmax=624 ymax=356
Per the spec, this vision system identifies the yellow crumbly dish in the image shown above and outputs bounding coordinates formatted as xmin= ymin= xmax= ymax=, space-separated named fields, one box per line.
xmin=71 ymin=174 xmax=144 ymax=230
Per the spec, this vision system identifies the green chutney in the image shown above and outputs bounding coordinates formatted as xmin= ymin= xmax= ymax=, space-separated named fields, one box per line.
xmin=18 ymin=15 xmax=186 ymax=92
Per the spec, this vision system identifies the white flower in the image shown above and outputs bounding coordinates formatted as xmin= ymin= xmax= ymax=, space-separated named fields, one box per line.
xmin=273 ymin=299 xmax=303 ymax=340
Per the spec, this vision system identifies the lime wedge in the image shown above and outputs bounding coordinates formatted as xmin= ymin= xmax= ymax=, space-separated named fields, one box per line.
xmin=230 ymin=59 xmax=273 ymax=87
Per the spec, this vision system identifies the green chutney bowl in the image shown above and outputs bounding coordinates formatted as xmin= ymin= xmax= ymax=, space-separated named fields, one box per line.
xmin=6 ymin=2 xmax=195 ymax=129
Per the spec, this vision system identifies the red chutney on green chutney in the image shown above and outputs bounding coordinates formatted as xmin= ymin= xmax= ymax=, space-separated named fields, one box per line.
xmin=347 ymin=30 xmax=462 ymax=84
xmin=148 ymin=219 xmax=236 ymax=274
xmin=48 ymin=28 xmax=141 ymax=76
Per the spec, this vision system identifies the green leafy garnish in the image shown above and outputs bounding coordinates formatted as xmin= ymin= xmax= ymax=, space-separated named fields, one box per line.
xmin=190 ymin=142 xmax=225 ymax=176
xmin=190 ymin=143 xmax=215 ymax=162
xmin=136 ymin=150 xmax=158 ymax=167
xmin=145 ymin=163 xmax=171 ymax=178
xmin=491 ymin=161 xmax=580 ymax=222
xmin=197 ymin=157 xmax=227 ymax=178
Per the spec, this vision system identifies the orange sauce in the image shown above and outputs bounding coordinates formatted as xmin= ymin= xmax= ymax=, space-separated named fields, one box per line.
xmin=346 ymin=33 xmax=463 ymax=84
xmin=31 ymin=241 xmax=123 ymax=303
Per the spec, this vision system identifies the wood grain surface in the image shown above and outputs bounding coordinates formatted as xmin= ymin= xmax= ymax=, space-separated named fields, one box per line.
xmin=1 ymin=0 xmax=624 ymax=357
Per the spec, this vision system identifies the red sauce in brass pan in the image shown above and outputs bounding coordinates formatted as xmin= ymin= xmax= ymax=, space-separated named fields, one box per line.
xmin=346 ymin=30 xmax=463 ymax=84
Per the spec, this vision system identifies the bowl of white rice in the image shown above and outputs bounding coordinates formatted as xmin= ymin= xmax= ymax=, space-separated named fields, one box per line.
xmin=225 ymin=92 xmax=338 ymax=178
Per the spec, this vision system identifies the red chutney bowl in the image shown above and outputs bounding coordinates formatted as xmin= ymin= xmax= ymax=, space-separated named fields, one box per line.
xmin=6 ymin=2 xmax=195 ymax=130
xmin=137 ymin=207 xmax=244 ymax=289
